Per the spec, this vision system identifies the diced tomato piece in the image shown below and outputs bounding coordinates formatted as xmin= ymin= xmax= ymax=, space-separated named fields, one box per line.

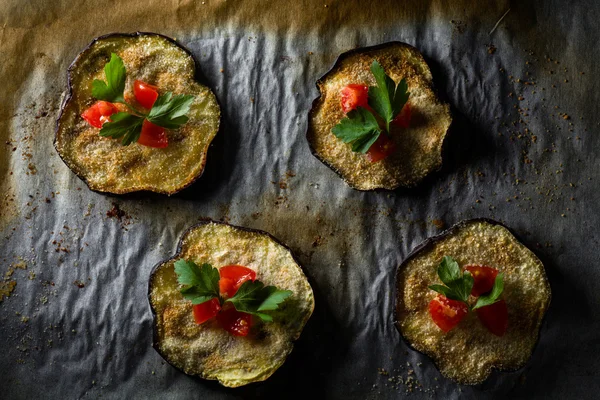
xmin=137 ymin=120 xmax=168 ymax=148
xmin=192 ymin=298 xmax=221 ymax=325
xmin=476 ymin=299 xmax=508 ymax=336
xmin=465 ymin=265 xmax=499 ymax=296
xmin=391 ymin=103 xmax=411 ymax=128
xmin=133 ymin=80 xmax=159 ymax=109
xmin=81 ymin=101 xmax=118 ymax=128
xmin=428 ymin=295 xmax=468 ymax=333
xmin=219 ymin=265 xmax=256 ymax=298
xmin=217 ymin=306 xmax=252 ymax=336
xmin=340 ymin=84 xmax=370 ymax=113
xmin=365 ymin=134 xmax=397 ymax=162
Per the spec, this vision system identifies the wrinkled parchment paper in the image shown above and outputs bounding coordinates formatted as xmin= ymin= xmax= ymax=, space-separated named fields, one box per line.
xmin=1 ymin=0 xmax=599 ymax=398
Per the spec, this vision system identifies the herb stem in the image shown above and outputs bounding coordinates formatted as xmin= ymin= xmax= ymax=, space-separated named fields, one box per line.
xmin=121 ymin=101 xmax=148 ymax=118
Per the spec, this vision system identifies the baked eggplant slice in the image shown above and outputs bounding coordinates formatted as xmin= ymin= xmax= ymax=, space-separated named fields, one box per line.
xmin=55 ymin=32 xmax=220 ymax=195
xmin=395 ymin=219 xmax=551 ymax=385
xmin=307 ymin=42 xmax=451 ymax=191
xmin=148 ymin=221 xmax=315 ymax=387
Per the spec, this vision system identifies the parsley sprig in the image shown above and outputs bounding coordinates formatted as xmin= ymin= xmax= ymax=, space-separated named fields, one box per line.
xmin=90 ymin=53 xmax=194 ymax=145
xmin=332 ymin=60 xmax=410 ymax=154
xmin=174 ymin=260 xmax=293 ymax=322
xmin=92 ymin=53 xmax=126 ymax=103
xmin=428 ymin=256 xmax=504 ymax=310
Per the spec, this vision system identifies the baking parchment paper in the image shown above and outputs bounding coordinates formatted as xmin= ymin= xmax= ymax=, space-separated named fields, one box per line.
xmin=1 ymin=0 xmax=599 ymax=398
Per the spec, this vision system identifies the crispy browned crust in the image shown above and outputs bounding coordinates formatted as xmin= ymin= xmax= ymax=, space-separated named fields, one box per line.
xmin=148 ymin=220 xmax=315 ymax=387
xmin=394 ymin=218 xmax=551 ymax=384
xmin=55 ymin=32 xmax=221 ymax=195
xmin=307 ymin=42 xmax=452 ymax=191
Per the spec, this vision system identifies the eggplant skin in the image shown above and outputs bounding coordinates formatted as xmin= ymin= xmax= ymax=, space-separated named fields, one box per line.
xmin=307 ymin=42 xmax=452 ymax=191
xmin=148 ymin=220 xmax=315 ymax=388
xmin=55 ymin=32 xmax=220 ymax=195
xmin=395 ymin=219 xmax=551 ymax=385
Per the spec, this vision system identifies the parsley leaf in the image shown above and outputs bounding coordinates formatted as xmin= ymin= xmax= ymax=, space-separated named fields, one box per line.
xmin=332 ymin=107 xmax=382 ymax=153
xmin=368 ymin=60 xmax=410 ymax=132
xmin=99 ymin=112 xmax=144 ymax=146
xmin=472 ymin=274 xmax=504 ymax=310
xmin=428 ymin=256 xmax=474 ymax=303
xmin=174 ymin=260 xmax=220 ymax=305
xmin=427 ymin=284 xmax=456 ymax=300
xmin=147 ymin=92 xmax=195 ymax=129
xmin=87 ymin=54 xmax=197 ymax=146
xmin=226 ymin=280 xmax=292 ymax=322
xmin=92 ymin=53 xmax=126 ymax=103
xmin=453 ymin=271 xmax=474 ymax=303
xmin=437 ymin=256 xmax=461 ymax=286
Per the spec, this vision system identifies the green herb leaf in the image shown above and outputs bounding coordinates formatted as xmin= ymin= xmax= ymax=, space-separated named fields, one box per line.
xmin=367 ymin=60 xmax=410 ymax=132
xmin=428 ymin=256 xmax=473 ymax=303
xmin=452 ymin=271 xmax=474 ymax=303
xmin=351 ymin=131 xmax=382 ymax=153
xmin=226 ymin=280 xmax=292 ymax=322
xmin=257 ymin=289 xmax=293 ymax=311
xmin=99 ymin=112 xmax=144 ymax=146
xmin=427 ymin=284 xmax=459 ymax=300
xmin=147 ymin=92 xmax=195 ymax=129
xmin=331 ymin=107 xmax=382 ymax=153
xmin=368 ymin=61 xmax=394 ymax=124
xmin=92 ymin=53 xmax=126 ymax=103
xmin=392 ymin=78 xmax=410 ymax=117
xmin=437 ymin=256 xmax=461 ymax=286
xmin=472 ymin=273 xmax=504 ymax=310
xmin=173 ymin=260 xmax=220 ymax=305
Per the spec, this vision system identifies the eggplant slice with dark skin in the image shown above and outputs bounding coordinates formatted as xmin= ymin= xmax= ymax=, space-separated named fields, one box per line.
xmin=148 ymin=220 xmax=315 ymax=388
xmin=395 ymin=219 xmax=551 ymax=385
xmin=55 ymin=32 xmax=220 ymax=195
xmin=307 ymin=42 xmax=452 ymax=191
